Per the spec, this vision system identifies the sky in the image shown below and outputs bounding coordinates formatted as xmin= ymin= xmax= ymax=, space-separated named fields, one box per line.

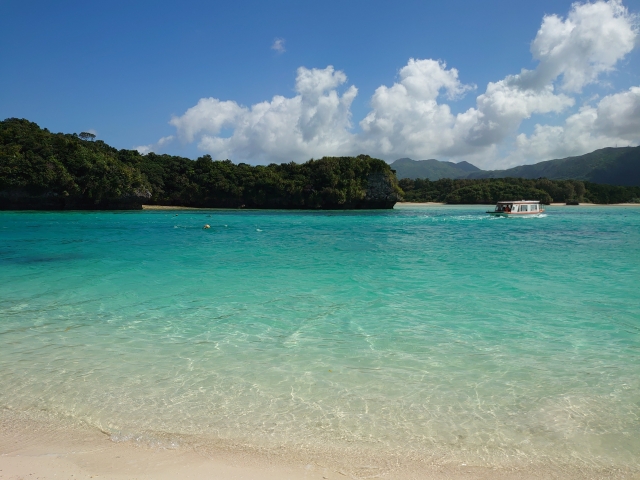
xmin=1 ymin=0 xmax=639 ymax=169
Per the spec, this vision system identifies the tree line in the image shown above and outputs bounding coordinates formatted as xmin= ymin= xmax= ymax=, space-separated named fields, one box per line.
xmin=0 ymin=118 xmax=400 ymax=209
xmin=398 ymin=177 xmax=640 ymax=204
xmin=2 ymin=118 xmax=638 ymax=209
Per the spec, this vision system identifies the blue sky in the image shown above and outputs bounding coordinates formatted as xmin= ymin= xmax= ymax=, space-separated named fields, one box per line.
xmin=1 ymin=0 xmax=639 ymax=168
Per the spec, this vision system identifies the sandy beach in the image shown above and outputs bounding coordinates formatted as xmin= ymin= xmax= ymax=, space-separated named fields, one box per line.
xmin=2 ymin=208 xmax=639 ymax=480
xmin=548 ymin=202 xmax=640 ymax=206
xmin=142 ymin=205 xmax=205 ymax=210
xmin=394 ymin=202 xmax=447 ymax=206
xmin=2 ymin=416 xmax=637 ymax=480
xmin=3 ymin=0 xmax=640 ymax=476
xmin=395 ymin=202 xmax=640 ymax=207
xmin=142 ymin=203 xmax=640 ymax=210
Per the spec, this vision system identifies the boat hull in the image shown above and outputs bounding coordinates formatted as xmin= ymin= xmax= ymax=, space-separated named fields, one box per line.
xmin=486 ymin=211 xmax=545 ymax=216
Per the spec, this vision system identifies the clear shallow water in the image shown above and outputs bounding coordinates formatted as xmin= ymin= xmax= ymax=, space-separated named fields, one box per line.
xmin=0 ymin=206 xmax=639 ymax=468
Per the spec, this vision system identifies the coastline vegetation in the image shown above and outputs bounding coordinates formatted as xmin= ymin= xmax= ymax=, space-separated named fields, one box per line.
xmin=1 ymin=118 xmax=639 ymax=209
xmin=0 ymin=118 xmax=399 ymax=209
xmin=399 ymin=177 xmax=640 ymax=204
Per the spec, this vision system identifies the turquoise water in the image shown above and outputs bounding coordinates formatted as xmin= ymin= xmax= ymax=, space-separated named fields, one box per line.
xmin=1 ymin=206 xmax=639 ymax=468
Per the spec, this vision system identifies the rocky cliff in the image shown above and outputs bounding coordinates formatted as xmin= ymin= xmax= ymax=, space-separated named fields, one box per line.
xmin=364 ymin=172 xmax=401 ymax=208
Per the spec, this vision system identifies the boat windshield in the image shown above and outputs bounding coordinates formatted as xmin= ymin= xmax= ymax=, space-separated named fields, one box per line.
xmin=493 ymin=202 xmax=541 ymax=213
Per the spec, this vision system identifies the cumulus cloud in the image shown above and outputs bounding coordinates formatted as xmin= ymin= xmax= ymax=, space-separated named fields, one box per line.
xmin=452 ymin=0 xmax=636 ymax=157
xmin=271 ymin=38 xmax=285 ymax=53
xmin=151 ymin=0 xmax=638 ymax=168
xmin=135 ymin=145 xmax=151 ymax=155
xmin=461 ymin=81 xmax=574 ymax=149
xmin=357 ymin=59 xmax=473 ymax=157
xmin=170 ymin=66 xmax=357 ymax=162
xmin=513 ymin=87 xmax=640 ymax=162
xmin=594 ymin=86 xmax=640 ymax=138
xmin=135 ymin=135 xmax=174 ymax=155
xmin=516 ymin=0 xmax=637 ymax=92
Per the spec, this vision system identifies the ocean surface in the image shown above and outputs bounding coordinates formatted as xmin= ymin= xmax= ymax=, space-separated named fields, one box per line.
xmin=1 ymin=206 xmax=639 ymax=471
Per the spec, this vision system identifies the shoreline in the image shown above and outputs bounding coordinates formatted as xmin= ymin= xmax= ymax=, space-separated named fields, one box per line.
xmin=2 ymin=206 xmax=639 ymax=479
xmin=1 ymin=411 xmax=637 ymax=480
xmin=142 ymin=204 xmax=209 ymax=210
xmin=142 ymin=202 xmax=640 ymax=210
xmin=0 ymin=203 xmax=636 ymax=212
xmin=396 ymin=202 xmax=640 ymax=207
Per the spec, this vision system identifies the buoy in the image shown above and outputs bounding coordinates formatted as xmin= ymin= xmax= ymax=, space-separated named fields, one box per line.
xmin=203 ymin=224 xmax=210 ymax=229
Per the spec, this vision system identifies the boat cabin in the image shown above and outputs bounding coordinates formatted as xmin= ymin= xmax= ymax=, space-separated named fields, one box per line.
xmin=487 ymin=200 xmax=544 ymax=216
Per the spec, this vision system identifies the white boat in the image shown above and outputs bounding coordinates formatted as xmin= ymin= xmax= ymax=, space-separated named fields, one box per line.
xmin=487 ymin=200 xmax=545 ymax=217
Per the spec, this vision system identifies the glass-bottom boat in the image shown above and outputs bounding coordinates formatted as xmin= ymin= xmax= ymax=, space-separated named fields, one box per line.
xmin=487 ymin=200 xmax=545 ymax=217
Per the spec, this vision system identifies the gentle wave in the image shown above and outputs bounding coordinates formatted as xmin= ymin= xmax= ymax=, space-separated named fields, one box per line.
xmin=0 ymin=206 xmax=639 ymax=471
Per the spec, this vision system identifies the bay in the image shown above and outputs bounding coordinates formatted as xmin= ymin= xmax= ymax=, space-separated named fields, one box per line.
xmin=1 ymin=205 xmax=639 ymax=469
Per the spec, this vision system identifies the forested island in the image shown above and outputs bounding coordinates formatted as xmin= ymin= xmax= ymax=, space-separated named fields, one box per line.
xmin=0 ymin=119 xmax=401 ymax=210
xmin=1 ymin=118 xmax=639 ymax=210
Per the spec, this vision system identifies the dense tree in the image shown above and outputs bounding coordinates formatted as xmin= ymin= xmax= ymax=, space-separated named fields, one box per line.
xmin=78 ymin=132 xmax=96 ymax=141
xmin=398 ymin=177 xmax=640 ymax=204
xmin=0 ymin=118 xmax=400 ymax=210
xmin=2 ymin=118 xmax=638 ymax=210
xmin=1 ymin=119 xmax=149 ymax=208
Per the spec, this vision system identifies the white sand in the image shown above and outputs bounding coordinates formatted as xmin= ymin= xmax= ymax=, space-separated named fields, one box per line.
xmin=394 ymin=202 xmax=446 ymax=206
xmin=2 ymin=416 xmax=637 ymax=480
xmin=142 ymin=205 xmax=204 ymax=210
xmin=548 ymin=202 xmax=640 ymax=206
xmin=396 ymin=202 xmax=640 ymax=207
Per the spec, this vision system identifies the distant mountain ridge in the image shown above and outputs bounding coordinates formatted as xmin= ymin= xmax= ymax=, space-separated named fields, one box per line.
xmin=390 ymin=158 xmax=480 ymax=180
xmin=390 ymin=147 xmax=640 ymax=186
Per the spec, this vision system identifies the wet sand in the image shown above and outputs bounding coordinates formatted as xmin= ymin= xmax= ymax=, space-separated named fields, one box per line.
xmin=2 ymin=415 xmax=638 ymax=480
xmin=142 ymin=205 xmax=205 ymax=210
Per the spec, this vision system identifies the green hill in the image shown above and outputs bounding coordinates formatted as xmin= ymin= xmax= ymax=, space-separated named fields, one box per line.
xmin=0 ymin=118 xmax=400 ymax=210
xmin=392 ymin=147 xmax=640 ymax=186
xmin=466 ymin=147 xmax=640 ymax=186
xmin=390 ymin=158 xmax=480 ymax=180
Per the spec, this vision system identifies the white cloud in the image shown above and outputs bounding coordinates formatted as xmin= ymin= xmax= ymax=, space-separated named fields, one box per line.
xmin=513 ymin=86 xmax=640 ymax=162
xmin=135 ymin=145 xmax=151 ymax=155
xmin=271 ymin=38 xmax=285 ymax=53
xmin=170 ymin=99 xmax=244 ymax=143
xmin=158 ymin=135 xmax=174 ymax=146
xmin=358 ymin=59 xmax=473 ymax=158
xmin=171 ymin=66 xmax=357 ymax=162
xmin=453 ymin=0 xmax=636 ymax=155
xmin=461 ymin=81 xmax=574 ymax=148
xmin=519 ymin=0 xmax=637 ymax=92
xmin=135 ymin=135 xmax=174 ymax=155
xmin=594 ymin=86 xmax=640 ymax=138
xmin=356 ymin=55 xmax=575 ymax=160
xmin=151 ymin=0 xmax=638 ymax=168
